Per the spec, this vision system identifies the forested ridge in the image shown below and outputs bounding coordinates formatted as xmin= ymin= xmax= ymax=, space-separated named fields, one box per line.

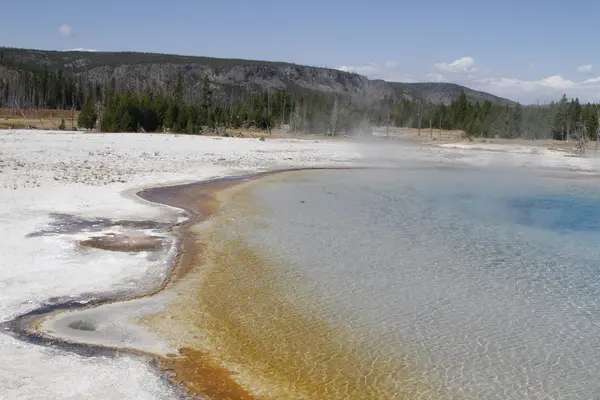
xmin=0 ymin=47 xmax=598 ymax=142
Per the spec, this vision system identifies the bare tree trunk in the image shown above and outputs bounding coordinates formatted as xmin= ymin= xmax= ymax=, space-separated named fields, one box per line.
xmin=329 ymin=96 xmax=338 ymax=136
xmin=228 ymin=88 xmax=234 ymax=128
xmin=385 ymin=109 xmax=391 ymax=137
xmin=302 ymin=102 xmax=307 ymax=134
xmin=37 ymin=109 xmax=46 ymax=129
xmin=429 ymin=118 xmax=433 ymax=139
xmin=94 ymin=101 xmax=104 ymax=130
xmin=290 ymin=103 xmax=301 ymax=135
xmin=417 ymin=101 xmax=422 ymax=136
xmin=281 ymin=93 xmax=286 ymax=128
xmin=574 ymin=115 xmax=588 ymax=156
xmin=267 ymin=90 xmax=271 ymax=134
xmin=596 ymin=109 xmax=600 ymax=157
xmin=70 ymin=92 xmax=75 ymax=130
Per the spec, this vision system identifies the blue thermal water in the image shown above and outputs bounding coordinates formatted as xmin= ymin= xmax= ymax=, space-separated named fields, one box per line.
xmin=242 ymin=167 xmax=600 ymax=399
xmin=507 ymin=194 xmax=600 ymax=234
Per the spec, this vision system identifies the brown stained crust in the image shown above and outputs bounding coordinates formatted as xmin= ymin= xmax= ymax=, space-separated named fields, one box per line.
xmin=19 ymin=176 xmax=265 ymax=400
xmin=78 ymin=233 xmax=165 ymax=253
xmin=138 ymin=178 xmax=253 ymax=285
xmin=136 ymin=177 xmax=271 ymax=399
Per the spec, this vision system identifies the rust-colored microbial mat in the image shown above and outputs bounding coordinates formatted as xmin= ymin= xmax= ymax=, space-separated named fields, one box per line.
xmin=159 ymin=349 xmax=256 ymax=400
xmin=142 ymin=173 xmax=445 ymax=400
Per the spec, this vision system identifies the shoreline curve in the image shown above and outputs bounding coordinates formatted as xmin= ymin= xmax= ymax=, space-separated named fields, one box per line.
xmin=1 ymin=166 xmax=385 ymax=399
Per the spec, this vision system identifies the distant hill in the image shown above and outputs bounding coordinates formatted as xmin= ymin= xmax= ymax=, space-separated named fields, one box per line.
xmin=0 ymin=47 xmax=515 ymax=105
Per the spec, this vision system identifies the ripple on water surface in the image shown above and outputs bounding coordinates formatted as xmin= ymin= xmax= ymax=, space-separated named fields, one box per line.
xmin=232 ymin=168 xmax=600 ymax=399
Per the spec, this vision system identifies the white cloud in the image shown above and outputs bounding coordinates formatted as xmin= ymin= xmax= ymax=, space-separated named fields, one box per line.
xmin=67 ymin=48 xmax=97 ymax=52
xmin=540 ymin=75 xmax=576 ymax=89
xmin=337 ymin=61 xmax=414 ymax=82
xmin=434 ymin=57 xmax=477 ymax=74
xmin=429 ymin=57 xmax=600 ymax=102
xmin=477 ymin=75 xmax=576 ymax=91
xmin=577 ymin=64 xmax=593 ymax=73
xmin=472 ymin=74 xmax=600 ymax=103
xmin=58 ymin=24 xmax=73 ymax=37
xmin=426 ymin=73 xmax=448 ymax=82
xmin=583 ymin=76 xmax=600 ymax=84
xmin=338 ymin=57 xmax=600 ymax=103
xmin=338 ymin=62 xmax=379 ymax=75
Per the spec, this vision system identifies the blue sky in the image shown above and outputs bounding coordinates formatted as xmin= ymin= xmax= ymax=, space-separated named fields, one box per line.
xmin=3 ymin=0 xmax=600 ymax=103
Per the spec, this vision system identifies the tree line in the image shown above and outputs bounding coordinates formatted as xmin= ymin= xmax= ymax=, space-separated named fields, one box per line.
xmin=2 ymin=61 xmax=599 ymax=140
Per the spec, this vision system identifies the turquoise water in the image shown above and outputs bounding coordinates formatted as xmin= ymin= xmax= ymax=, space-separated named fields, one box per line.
xmin=507 ymin=194 xmax=600 ymax=233
xmin=240 ymin=167 xmax=600 ymax=399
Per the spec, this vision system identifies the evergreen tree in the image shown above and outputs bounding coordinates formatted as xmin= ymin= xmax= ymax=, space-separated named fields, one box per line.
xmin=164 ymin=102 xmax=177 ymax=130
xmin=452 ymin=90 xmax=469 ymax=129
xmin=583 ymin=104 xmax=599 ymax=140
xmin=506 ymin=103 xmax=522 ymax=138
xmin=201 ymin=76 xmax=213 ymax=113
xmin=552 ymin=94 xmax=569 ymax=140
xmin=2 ymin=50 xmax=589 ymax=140
xmin=77 ymin=95 xmax=98 ymax=129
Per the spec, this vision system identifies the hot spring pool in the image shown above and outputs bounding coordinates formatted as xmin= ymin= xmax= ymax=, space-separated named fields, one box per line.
xmin=232 ymin=166 xmax=600 ymax=399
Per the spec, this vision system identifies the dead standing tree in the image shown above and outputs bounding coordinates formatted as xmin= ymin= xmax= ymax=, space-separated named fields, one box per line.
xmin=429 ymin=118 xmax=433 ymax=139
xmin=94 ymin=101 xmax=104 ymax=130
xmin=596 ymin=108 xmax=600 ymax=157
xmin=290 ymin=103 xmax=302 ymax=135
xmin=327 ymin=96 xmax=338 ymax=136
xmin=417 ymin=100 xmax=423 ymax=136
xmin=572 ymin=115 xmax=588 ymax=156
xmin=385 ymin=109 xmax=393 ymax=137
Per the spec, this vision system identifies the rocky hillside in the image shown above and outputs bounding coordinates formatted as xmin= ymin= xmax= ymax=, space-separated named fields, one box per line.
xmin=0 ymin=47 xmax=514 ymax=105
